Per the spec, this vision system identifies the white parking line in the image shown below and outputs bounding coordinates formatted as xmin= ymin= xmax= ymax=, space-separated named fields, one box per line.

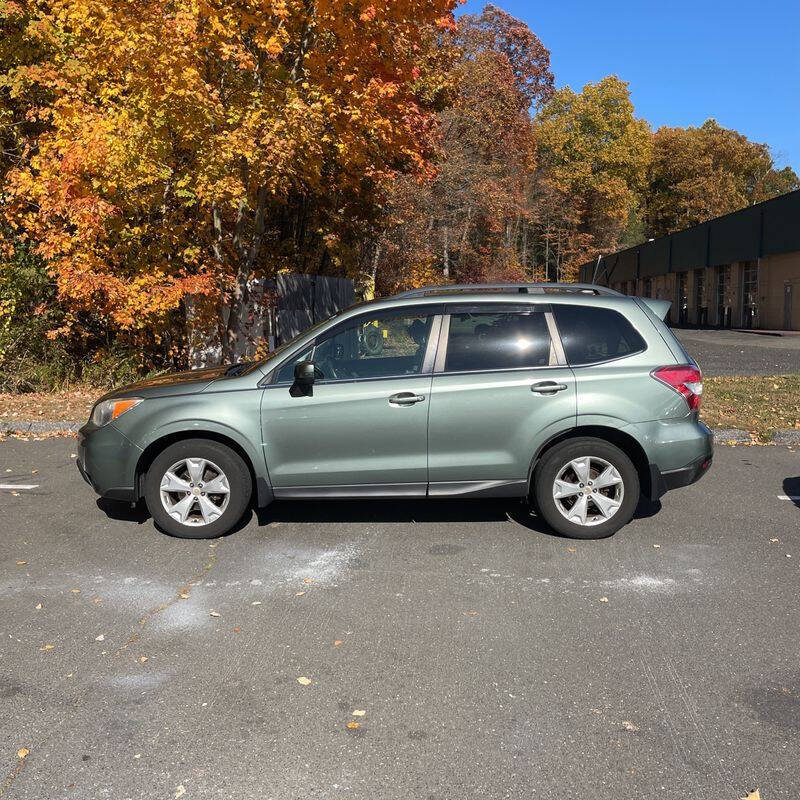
xmin=778 ymin=495 xmax=800 ymax=501
xmin=0 ymin=484 xmax=39 ymax=490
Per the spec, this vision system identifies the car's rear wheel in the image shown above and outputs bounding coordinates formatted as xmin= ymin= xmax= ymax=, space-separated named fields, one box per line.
xmin=144 ymin=439 xmax=252 ymax=539
xmin=533 ymin=437 xmax=639 ymax=539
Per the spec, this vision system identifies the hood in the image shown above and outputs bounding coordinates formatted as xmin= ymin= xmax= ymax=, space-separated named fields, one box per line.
xmin=98 ymin=365 xmax=231 ymax=402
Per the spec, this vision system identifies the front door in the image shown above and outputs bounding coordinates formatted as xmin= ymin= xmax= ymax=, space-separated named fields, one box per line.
xmin=427 ymin=304 xmax=577 ymax=496
xmin=261 ymin=307 xmax=441 ymax=494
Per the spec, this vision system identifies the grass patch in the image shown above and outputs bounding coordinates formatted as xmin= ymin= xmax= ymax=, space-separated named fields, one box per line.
xmin=702 ymin=374 xmax=800 ymax=441
xmin=0 ymin=390 xmax=96 ymax=424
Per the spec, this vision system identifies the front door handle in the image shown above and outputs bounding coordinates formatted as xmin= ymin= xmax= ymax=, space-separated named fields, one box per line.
xmin=531 ymin=381 xmax=568 ymax=395
xmin=389 ymin=392 xmax=426 ymax=406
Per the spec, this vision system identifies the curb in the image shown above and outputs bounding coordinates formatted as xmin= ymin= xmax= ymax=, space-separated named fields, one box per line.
xmin=0 ymin=420 xmax=81 ymax=435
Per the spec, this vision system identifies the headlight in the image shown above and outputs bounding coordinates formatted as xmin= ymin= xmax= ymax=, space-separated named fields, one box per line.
xmin=90 ymin=397 xmax=143 ymax=427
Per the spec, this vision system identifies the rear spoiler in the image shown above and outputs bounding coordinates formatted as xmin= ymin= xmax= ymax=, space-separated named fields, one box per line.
xmin=639 ymin=297 xmax=671 ymax=321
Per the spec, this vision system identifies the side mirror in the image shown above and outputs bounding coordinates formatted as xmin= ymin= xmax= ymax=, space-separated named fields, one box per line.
xmin=290 ymin=360 xmax=316 ymax=397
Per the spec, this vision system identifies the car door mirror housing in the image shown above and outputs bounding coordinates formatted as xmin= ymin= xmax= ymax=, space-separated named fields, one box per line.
xmin=294 ymin=360 xmax=316 ymax=385
xmin=290 ymin=360 xmax=316 ymax=397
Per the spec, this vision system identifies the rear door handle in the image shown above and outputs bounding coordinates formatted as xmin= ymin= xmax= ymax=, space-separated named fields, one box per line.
xmin=531 ymin=381 xmax=568 ymax=394
xmin=389 ymin=392 xmax=426 ymax=406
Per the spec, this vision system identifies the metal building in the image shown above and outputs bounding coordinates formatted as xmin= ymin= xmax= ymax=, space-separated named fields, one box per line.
xmin=579 ymin=189 xmax=800 ymax=331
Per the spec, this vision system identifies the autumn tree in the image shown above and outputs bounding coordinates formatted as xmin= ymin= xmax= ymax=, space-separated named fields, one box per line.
xmin=533 ymin=76 xmax=652 ymax=272
xmin=376 ymin=5 xmax=553 ymax=292
xmin=2 ymin=0 xmax=458 ymax=362
xmin=644 ymin=119 xmax=799 ymax=237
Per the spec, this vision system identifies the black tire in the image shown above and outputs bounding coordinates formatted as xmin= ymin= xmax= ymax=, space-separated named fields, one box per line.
xmin=533 ymin=437 xmax=639 ymax=540
xmin=144 ymin=439 xmax=252 ymax=539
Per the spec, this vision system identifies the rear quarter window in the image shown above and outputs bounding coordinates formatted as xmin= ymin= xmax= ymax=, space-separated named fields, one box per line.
xmin=552 ymin=305 xmax=646 ymax=366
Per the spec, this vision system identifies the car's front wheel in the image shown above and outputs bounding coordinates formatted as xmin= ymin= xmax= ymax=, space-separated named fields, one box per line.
xmin=144 ymin=439 xmax=252 ymax=539
xmin=533 ymin=437 xmax=640 ymax=539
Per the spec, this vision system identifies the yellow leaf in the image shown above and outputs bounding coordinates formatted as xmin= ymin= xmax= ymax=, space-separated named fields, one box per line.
xmin=40 ymin=644 xmax=55 ymax=651
xmin=352 ymin=710 xmax=366 ymax=717
xmin=346 ymin=721 xmax=360 ymax=730
xmin=740 ymin=791 xmax=761 ymax=800
xmin=297 ymin=676 xmax=312 ymax=686
xmin=17 ymin=748 xmax=29 ymax=759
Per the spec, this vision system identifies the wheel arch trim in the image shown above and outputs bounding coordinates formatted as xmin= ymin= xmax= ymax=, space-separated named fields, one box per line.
xmin=135 ymin=425 xmax=272 ymax=507
xmin=528 ymin=424 xmax=655 ymax=501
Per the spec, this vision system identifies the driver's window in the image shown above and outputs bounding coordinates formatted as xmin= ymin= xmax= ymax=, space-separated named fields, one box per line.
xmin=312 ymin=312 xmax=434 ymax=380
xmin=274 ymin=346 xmax=313 ymax=383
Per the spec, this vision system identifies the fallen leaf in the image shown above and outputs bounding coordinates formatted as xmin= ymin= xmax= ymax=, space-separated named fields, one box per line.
xmin=16 ymin=560 xmax=27 ymax=566
xmin=464 ymin=610 xmax=479 ymax=617
xmin=622 ymin=720 xmax=639 ymax=732
xmin=35 ymin=603 xmax=42 ymax=610
xmin=17 ymin=748 xmax=29 ymax=759
xmin=297 ymin=676 xmax=312 ymax=686
xmin=251 ymin=601 xmax=262 ymax=606
xmin=95 ymin=634 xmax=105 ymax=642
xmin=303 ymin=577 xmax=313 ymax=584
xmin=770 ymin=538 xmax=779 ymax=543
xmin=740 ymin=791 xmax=761 ymax=800
xmin=346 ymin=721 xmax=360 ymax=730
xmin=31 ymin=470 xmax=38 ymax=475
xmin=139 ymin=656 xmax=149 ymax=663
xmin=11 ymin=491 xmax=19 ymax=497
xmin=71 ymin=588 xmax=81 ymax=594
xmin=40 ymin=644 xmax=55 ymax=651
xmin=209 ymin=611 xmax=221 ymax=617
xmin=295 ymin=591 xmax=306 ymax=597
xmin=232 ymin=626 xmax=241 ymax=633
xmin=599 ymin=597 xmax=609 ymax=603
xmin=352 ymin=709 xmax=366 ymax=717
xmin=567 ymin=546 xmax=576 ymax=553
xmin=179 ymin=592 xmax=189 ymax=600
xmin=174 ymin=786 xmax=186 ymax=799
xmin=333 ymin=640 xmax=343 ymax=647
xmin=653 ymin=544 xmax=661 ymax=549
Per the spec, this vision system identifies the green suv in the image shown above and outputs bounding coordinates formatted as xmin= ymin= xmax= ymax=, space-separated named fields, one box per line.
xmin=77 ymin=283 xmax=713 ymax=540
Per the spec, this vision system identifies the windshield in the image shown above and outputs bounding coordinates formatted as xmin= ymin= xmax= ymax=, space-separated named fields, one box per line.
xmin=239 ymin=306 xmax=355 ymax=376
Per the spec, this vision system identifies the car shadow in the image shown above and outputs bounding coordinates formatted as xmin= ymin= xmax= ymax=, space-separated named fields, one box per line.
xmin=256 ymin=495 xmax=662 ymax=538
xmin=783 ymin=477 xmax=800 ymax=510
xmin=95 ymin=498 xmax=255 ymax=537
xmin=96 ymin=494 xmax=663 ymax=538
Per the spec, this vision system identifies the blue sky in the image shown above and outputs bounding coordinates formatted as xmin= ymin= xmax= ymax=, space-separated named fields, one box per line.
xmin=458 ymin=0 xmax=800 ymax=171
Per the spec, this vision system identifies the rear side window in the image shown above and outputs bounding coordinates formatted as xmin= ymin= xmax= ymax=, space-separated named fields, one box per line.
xmin=552 ymin=305 xmax=646 ymax=366
xmin=444 ymin=311 xmax=551 ymax=372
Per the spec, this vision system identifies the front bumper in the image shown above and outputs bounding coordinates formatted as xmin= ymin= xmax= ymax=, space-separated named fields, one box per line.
xmin=77 ymin=422 xmax=142 ymax=502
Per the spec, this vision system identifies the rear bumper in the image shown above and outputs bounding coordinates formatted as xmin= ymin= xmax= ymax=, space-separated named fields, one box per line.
xmin=77 ymin=423 xmax=141 ymax=502
xmin=649 ymin=453 xmax=713 ymax=500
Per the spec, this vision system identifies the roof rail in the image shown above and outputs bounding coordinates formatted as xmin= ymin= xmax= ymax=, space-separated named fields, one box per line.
xmin=392 ymin=282 xmax=623 ymax=299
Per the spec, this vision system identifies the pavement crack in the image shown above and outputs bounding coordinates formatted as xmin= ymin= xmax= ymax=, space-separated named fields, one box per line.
xmin=0 ymin=752 xmax=28 ymax=799
xmin=113 ymin=542 xmax=221 ymax=657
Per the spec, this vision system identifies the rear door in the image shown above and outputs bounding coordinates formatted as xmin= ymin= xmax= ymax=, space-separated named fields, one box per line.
xmin=427 ymin=303 xmax=577 ymax=496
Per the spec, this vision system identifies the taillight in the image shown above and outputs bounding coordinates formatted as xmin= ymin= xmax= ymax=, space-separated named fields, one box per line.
xmin=652 ymin=365 xmax=703 ymax=411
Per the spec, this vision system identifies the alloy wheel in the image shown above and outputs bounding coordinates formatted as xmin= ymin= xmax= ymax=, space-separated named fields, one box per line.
xmin=159 ymin=457 xmax=231 ymax=526
xmin=552 ymin=456 xmax=624 ymax=527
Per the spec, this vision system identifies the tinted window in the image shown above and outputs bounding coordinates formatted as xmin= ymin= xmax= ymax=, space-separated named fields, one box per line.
xmin=275 ymin=346 xmax=314 ymax=383
xmin=552 ymin=305 xmax=646 ymax=365
xmin=310 ymin=311 xmax=434 ymax=380
xmin=444 ymin=311 xmax=551 ymax=372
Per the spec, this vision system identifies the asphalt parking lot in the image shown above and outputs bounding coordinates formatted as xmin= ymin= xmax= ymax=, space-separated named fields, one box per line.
xmin=1 ymin=437 xmax=799 ymax=799
xmin=673 ymin=328 xmax=800 ymax=376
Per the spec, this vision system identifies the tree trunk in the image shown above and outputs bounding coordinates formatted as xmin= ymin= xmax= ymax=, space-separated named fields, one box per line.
xmin=442 ymin=225 xmax=449 ymax=280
